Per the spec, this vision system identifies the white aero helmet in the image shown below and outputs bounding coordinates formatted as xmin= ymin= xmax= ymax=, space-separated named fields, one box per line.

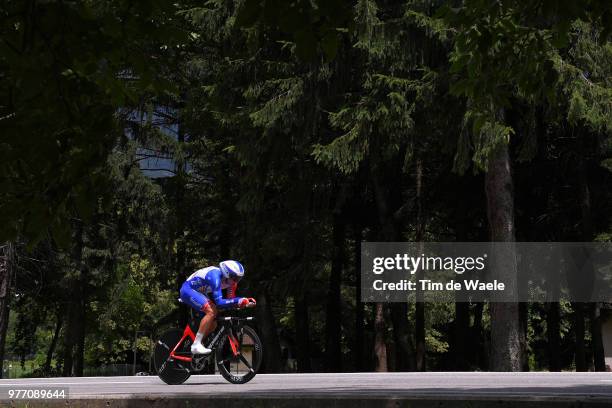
xmin=219 ymin=260 xmax=245 ymax=280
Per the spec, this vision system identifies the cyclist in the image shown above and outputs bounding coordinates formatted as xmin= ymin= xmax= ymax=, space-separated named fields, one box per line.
xmin=180 ymin=260 xmax=256 ymax=355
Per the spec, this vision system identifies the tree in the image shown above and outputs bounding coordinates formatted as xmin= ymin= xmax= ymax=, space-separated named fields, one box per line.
xmin=2 ymin=0 xmax=612 ymax=378
xmin=0 ymin=243 xmax=14 ymax=378
xmin=0 ymin=0 xmax=189 ymax=244
xmin=441 ymin=0 xmax=612 ymax=371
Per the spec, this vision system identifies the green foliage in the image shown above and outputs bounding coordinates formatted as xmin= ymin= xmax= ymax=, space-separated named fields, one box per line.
xmin=467 ymin=111 xmax=515 ymax=172
xmin=4 ymin=0 xmax=612 ymax=377
xmin=0 ymin=0 xmax=189 ymax=244
xmin=443 ymin=1 xmax=612 ymax=172
xmin=553 ymin=21 xmax=612 ymax=132
xmin=91 ymin=256 xmax=174 ymax=364
xmin=235 ymin=0 xmax=353 ymax=60
xmin=314 ymin=0 xmax=443 ymax=175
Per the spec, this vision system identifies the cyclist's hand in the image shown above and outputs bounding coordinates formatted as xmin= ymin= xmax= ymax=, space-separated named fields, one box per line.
xmin=238 ymin=298 xmax=250 ymax=309
xmin=246 ymin=298 xmax=256 ymax=308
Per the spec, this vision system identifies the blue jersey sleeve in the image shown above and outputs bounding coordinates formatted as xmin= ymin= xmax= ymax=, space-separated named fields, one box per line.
xmin=208 ymin=270 xmax=242 ymax=310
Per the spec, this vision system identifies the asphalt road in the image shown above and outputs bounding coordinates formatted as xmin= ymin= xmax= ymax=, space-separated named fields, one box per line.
xmin=0 ymin=372 xmax=611 ymax=401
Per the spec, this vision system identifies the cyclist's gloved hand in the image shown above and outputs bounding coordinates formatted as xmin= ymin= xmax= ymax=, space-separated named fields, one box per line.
xmin=246 ymin=298 xmax=256 ymax=307
xmin=238 ymin=298 xmax=250 ymax=308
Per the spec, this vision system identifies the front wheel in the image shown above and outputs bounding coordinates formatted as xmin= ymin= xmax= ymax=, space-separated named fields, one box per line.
xmin=216 ymin=325 xmax=262 ymax=384
xmin=154 ymin=329 xmax=192 ymax=385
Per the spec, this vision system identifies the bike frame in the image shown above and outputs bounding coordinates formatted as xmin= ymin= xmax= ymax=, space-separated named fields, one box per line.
xmin=169 ymin=318 xmax=243 ymax=363
xmin=169 ymin=325 xmax=196 ymax=363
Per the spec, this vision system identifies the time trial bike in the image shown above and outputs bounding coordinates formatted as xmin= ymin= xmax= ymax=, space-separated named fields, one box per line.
xmin=154 ymin=303 xmax=263 ymax=385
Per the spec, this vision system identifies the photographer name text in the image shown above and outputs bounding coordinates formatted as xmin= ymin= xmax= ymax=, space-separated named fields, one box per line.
xmin=373 ymin=279 xmax=505 ymax=291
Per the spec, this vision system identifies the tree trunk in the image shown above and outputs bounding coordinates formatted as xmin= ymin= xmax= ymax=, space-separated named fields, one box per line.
xmin=519 ymin=302 xmax=529 ymax=371
xmin=414 ymin=158 xmax=426 ymax=371
xmin=473 ymin=301 xmax=487 ymax=369
xmin=62 ymin=297 xmax=77 ymax=376
xmin=374 ymin=303 xmax=387 ymax=372
xmin=63 ymin=277 xmax=87 ymax=376
xmin=74 ymin=301 xmax=85 ymax=376
xmin=453 ymin=188 xmax=470 ymax=371
xmin=591 ymin=303 xmax=606 ymax=371
xmin=517 ymin=243 xmax=530 ymax=371
xmin=74 ymin=237 xmax=88 ymax=377
xmin=294 ymin=293 xmax=311 ymax=372
xmin=44 ymin=312 xmax=63 ymax=375
xmin=573 ymin=302 xmax=587 ymax=371
xmin=325 ymin=215 xmax=344 ymax=372
xmin=391 ymin=304 xmax=413 ymax=371
xmin=175 ymin=120 xmax=189 ymax=328
xmin=546 ymin=302 xmax=561 ymax=371
xmin=63 ymin=223 xmax=84 ymax=376
xmin=453 ymin=302 xmax=470 ymax=370
xmin=254 ymin=291 xmax=282 ymax=373
xmin=546 ymin=245 xmax=561 ymax=371
xmin=354 ymin=227 xmax=364 ymax=371
xmin=0 ymin=243 xmax=14 ymax=379
xmin=370 ymin=170 xmax=397 ymax=374
xmin=485 ymin=139 xmax=521 ymax=371
xmin=577 ymin=152 xmax=605 ymax=371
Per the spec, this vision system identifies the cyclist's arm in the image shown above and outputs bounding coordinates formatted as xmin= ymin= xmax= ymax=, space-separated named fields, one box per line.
xmin=227 ymin=281 xmax=238 ymax=299
xmin=210 ymin=276 xmax=242 ymax=309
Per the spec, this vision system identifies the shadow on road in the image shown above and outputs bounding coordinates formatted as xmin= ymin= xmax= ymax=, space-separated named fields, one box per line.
xmin=229 ymin=384 xmax=612 ymax=399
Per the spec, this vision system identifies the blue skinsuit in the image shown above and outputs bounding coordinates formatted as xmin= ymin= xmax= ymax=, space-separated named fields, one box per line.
xmin=180 ymin=266 xmax=242 ymax=312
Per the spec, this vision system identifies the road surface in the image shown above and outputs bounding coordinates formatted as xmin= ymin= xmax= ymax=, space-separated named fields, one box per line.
xmin=1 ymin=372 xmax=612 ymax=406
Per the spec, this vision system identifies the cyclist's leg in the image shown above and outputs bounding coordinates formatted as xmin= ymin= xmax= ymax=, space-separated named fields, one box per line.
xmin=179 ymin=283 xmax=209 ymax=312
xmin=198 ymin=302 xmax=217 ymax=341
xmin=179 ymin=284 xmax=216 ymax=353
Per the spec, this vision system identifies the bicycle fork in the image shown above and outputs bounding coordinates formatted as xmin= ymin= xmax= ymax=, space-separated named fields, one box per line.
xmin=227 ymin=332 xmax=240 ymax=357
xmin=207 ymin=325 xmax=240 ymax=357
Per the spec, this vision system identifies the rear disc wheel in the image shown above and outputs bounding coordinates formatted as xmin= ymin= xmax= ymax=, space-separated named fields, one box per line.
xmin=154 ymin=329 xmax=191 ymax=385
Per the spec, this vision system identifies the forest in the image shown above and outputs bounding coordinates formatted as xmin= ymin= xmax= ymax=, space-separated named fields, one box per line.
xmin=0 ymin=0 xmax=611 ymax=377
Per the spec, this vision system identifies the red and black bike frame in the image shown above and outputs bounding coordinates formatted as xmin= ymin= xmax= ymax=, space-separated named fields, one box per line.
xmin=169 ymin=321 xmax=241 ymax=363
xmin=169 ymin=325 xmax=196 ymax=363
